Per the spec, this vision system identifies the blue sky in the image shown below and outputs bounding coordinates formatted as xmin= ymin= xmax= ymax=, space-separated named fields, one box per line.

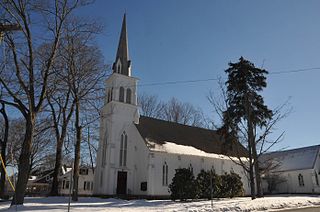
xmin=81 ymin=0 xmax=320 ymax=150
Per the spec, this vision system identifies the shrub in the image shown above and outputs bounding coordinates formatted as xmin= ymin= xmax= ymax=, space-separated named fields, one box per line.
xmin=168 ymin=168 xmax=198 ymax=201
xmin=220 ymin=172 xmax=244 ymax=198
xmin=196 ymin=169 xmax=221 ymax=199
xmin=169 ymin=168 xmax=244 ymax=201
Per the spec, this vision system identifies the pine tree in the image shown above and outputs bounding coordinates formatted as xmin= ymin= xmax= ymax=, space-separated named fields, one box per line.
xmin=222 ymin=57 xmax=272 ymax=199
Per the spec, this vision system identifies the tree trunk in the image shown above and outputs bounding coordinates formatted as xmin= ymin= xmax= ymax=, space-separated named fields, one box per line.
xmin=0 ymin=143 xmax=6 ymax=199
xmin=11 ymin=115 xmax=35 ymax=205
xmin=248 ymin=139 xmax=256 ymax=200
xmin=252 ymin=143 xmax=263 ymax=197
xmin=246 ymin=96 xmax=256 ymax=200
xmin=50 ymin=137 xmax=64 ymax=196
xmin=87 ymin=126 xmax=94 ymax=174
xmin=72 ymin=97 xmax=81 ymax=201
xmin=0 ymin=104 xmax=9 ymax=198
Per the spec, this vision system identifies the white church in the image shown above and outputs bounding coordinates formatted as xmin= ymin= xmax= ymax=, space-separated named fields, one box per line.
xmin=93 ymin=14 xmax=250 ymax=197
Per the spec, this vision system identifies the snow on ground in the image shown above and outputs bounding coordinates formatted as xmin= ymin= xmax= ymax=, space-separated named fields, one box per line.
xmin=0 ymin=195 xmax=320 ymax=211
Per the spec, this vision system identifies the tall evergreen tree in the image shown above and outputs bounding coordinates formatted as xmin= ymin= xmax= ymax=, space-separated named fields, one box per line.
xmin=222 ymin=57 xmax=272 ymax=199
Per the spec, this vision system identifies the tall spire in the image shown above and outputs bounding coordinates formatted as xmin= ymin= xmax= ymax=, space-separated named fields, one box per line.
xmin=113 ymin=13 xmax=131 ymax=76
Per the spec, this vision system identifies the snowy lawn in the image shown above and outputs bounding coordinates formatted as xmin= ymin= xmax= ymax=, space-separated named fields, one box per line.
xmin=0 ymin=195 xmax=320 ymax=211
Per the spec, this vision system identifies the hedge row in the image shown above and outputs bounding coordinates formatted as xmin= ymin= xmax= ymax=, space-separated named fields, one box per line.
xmin=169 ymin=168 xmax=244 ymax=201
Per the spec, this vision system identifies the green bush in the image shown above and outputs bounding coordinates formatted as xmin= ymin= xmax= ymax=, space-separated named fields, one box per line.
xmin=220 ymin=172 xmax=244 ymax=198
xmin=168 ymin=168 xmax=198 ymax=201
xmin=169 ymin=168 xmax=244 ymax=201
xmin=196 ymin=169 xmax=221 ymax=199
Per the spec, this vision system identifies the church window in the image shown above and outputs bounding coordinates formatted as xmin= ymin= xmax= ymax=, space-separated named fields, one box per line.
xmin=315 ymin=171 xmax=319 ymax=186
xmin=80 ymin=168 xmax=88 ymax=175
xmin=110 ymin=88 xmax=113 ymax=101
xmin=84 ymin=181 xmax=91 ymax=190
xmin=298 ymin=174 xmax=304 ymax=187
xmin=107 ymin=90 xmax=110 ymax=103
xmin=119 ymin=87 xmax=125 ymax=102
xmin=162 ymin=162 xmax=168 ymax=186
xmin=126 ymin=88 xmax=131 ymax=104
xmin=107 ymin=88 xmax=113 ymax=103
xmin=102 ymin=139 xmax=107 ymax=167
xmin=119 ymin=132 xmax=128 ymax=166
xmin=189 ymin=163 xmax=193 ymax=173
xmin=116 ymin=59 xmax=122 ymax=73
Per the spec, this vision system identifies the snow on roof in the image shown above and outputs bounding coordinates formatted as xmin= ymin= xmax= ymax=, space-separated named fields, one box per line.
xmin=147 ymin=140 xmax=246 ymax=161
xmin=136 ymin=116 xmax=247 ymax=157
xmin=260 ymin=145 xmax=320 ymax=172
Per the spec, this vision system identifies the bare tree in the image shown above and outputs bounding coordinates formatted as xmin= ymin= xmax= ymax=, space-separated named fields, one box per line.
xmin=263 ymin=174 xmax=287 ymax=194
xmin=162 ymin=97 xmax=206 ymax=127
xmin=0 ymin=102 xmax=9 ymax=198
xmin=57 ymin=17 xmax=105 ymax=201
xmin=30 ymin=118 xmax=56 ymax=172
xmin=138 ymin=93 xmax=164 ymax=118
xmin=138 ymin=93 xmax=209 ymax=128
xmin=46 ymin=67 xmax=75 ymax=195
xmin=0 ymin=0 xmax=80 ymax=205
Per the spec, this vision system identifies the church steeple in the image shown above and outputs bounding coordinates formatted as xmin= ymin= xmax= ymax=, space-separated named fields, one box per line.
xmin=113 ymin=13 xmax=131 ymax=76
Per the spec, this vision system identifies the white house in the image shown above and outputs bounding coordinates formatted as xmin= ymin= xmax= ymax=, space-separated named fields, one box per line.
xmin=93 ymin=14 xmax=250 ymax=197
xmin=261 ymin=145 xmax=320 ymax=194
xmin=59 ymin=166 xmax=94 ymax=196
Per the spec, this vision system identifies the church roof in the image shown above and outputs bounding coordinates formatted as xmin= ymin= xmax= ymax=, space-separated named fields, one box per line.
xmin=135 ymin=116 xmax=247 ymax=157
xmin=260 ymin=145 xmax=320 ymax=172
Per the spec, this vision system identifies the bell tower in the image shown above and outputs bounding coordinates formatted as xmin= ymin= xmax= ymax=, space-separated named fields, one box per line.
xmin=94 ymin=13 xmax=140 ymax=195
xmin=104 ymin=13 xmax=138 ymax=109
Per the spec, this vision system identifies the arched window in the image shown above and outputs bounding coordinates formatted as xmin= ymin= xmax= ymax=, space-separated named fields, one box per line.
xmin=189 ymin=163 xmax=193 ymax=173
xmin=119 ymin=132 xmax=127 ymax=166
xmin=162 ymin=162 xmax=168 ymax=186
xmin=110 ymin=88 xmax=113 ymax=101
xmin=315 ymin=171 xmax=319 ymax=186
xmin=119 ymin=87 xmax=124 ymax=102
xmin=116 ymin=59 xmax=122 ymax=73
xmin=107 ymin=90 xmax=110 ymax=103
xmin=126 ymin=88 xmax=131 ymax=104
xmin=298 ymin=174 xmax=304 ymax=187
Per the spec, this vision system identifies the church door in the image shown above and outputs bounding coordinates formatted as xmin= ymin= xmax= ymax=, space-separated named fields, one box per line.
xmin=116 ymin=171 xmax=127 ymax=195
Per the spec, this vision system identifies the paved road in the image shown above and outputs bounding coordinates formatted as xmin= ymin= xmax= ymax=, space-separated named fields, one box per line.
xmin=278 ymin=207 xmax=320 ymax=212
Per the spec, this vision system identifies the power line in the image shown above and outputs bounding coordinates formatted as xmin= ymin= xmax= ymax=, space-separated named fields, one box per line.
xmin=269 ymin=67 xmax=320 ymax=75
xmin=105 ymin=66 xmax=320 ymax=89
xmin=139 ymin=78 xmax=219 ymax=87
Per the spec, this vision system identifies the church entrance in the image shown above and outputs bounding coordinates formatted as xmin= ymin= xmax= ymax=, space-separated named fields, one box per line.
xmin=116 ymin=171 xmax=127 ymax=195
